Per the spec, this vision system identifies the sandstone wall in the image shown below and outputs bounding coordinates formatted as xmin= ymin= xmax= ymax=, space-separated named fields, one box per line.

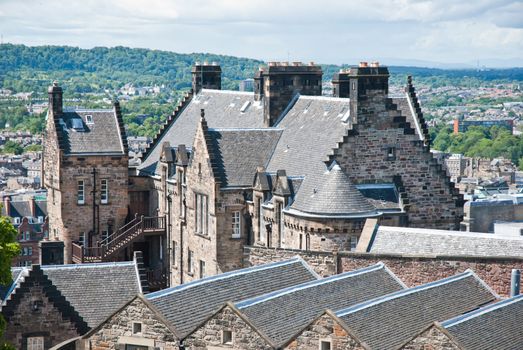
xmin=400 ymin=326 xmax=461 ymax=350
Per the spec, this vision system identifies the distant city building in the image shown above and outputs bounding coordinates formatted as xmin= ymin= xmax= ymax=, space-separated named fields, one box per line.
xmin=453 ymin=117 xmax=514 ymax=134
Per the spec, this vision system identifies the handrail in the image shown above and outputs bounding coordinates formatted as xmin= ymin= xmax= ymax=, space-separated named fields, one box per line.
xmin=72 ymin=216 xmax=166 ymax=262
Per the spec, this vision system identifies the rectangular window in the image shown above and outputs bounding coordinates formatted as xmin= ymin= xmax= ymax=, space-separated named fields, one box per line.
xmin=27 ymin=336 xmax=44 ymax=350
xmin=278 ymin=202 xmax=285 ymax=245
xmin=79 ymin=232 xmax=85 ymax=247
xmin=172 ymin=241 xmax=177 ymax=265
xmin=77 ymin=180 xmax=85 ymax=205
xmin=188 ymin=250 xmax=194 ymax=274
xmin=199 ymin=260 xmax=206 ymax=278
xmin=100 ymin=179 xmax=108 ymax=204
xmin=222 ymin=330 xmax=233 ymax=345
xmin=350 ymin=236 xmax=359 ymax=251
xmin=132 ymin=322 xmax=142 ymax=335
xmin=320 ymin=340 xmax=331 ymax=350
xmin=195 ymin=193 xmax=208 ymax=235
xmin=386 ymin=147 xmax=396 ymax=161
xmin=232 ymin=211 xmax=241 ymax=238
xmin=23 ymin=231 xmax=31 ymax=240
xmin=13 ymin=217 xmax=20 ymax=225
xmin=37 ymin=216 xmax=44 ymax=223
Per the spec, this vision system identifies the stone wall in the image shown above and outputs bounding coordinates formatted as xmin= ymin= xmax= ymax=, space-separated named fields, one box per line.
xmin=184 ymin=306 xmax=273 ymax=350
xmin=244 ymin=246 xmax=523 ymax=297
xmin=400 ymin=326 xmax=461 ymax=350
xmin=284 ymin=313 xmax=365 ymax=350
xmin=3 ymin=275 xmax=80 ymax=349
xmin=82 ymin=297 xmax=178 ymax=350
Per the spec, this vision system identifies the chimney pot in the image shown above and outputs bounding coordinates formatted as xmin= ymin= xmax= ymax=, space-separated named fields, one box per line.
xmin=359 ymin=61 xmax=368 ymax=67
xmin=370 ymin=61 xmax=380 ymax=67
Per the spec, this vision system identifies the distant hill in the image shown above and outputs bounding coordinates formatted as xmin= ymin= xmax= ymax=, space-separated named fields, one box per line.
xmin=1 ymin=44 xmax=522 ymax=94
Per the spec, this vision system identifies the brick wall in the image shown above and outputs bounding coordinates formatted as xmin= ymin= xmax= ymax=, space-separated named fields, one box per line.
xmin=244 ymin=246 xmax=523 ymax=297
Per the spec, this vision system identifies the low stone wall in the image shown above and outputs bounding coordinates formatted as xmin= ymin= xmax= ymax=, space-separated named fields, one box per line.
xmin=243 ymin=246 xmax=523 ymax=297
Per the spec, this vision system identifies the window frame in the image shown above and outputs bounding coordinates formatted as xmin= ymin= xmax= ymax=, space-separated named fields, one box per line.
xmin=222 ymin=330 xmax=233 ymax=345
xmin=194 ymin=193 xmax=208 ymax=235
xmin=188 ymin=249 xmax=194 ymax=274
xmin=132 ymin=321 xmax=143 ymax=335
xmin=231 ymin=211 xmax=241 ymax=238
xmin=77 ymin=180 xmax=85 ymax=205
xmin=319 ymin=339 xmax=332 ymax=350
xmin=27 ymin=336 xmax=44 ymax=350
xmin=199 ymin=259 xmax=206 ymax=278
xmin=100 ymin=179 xmax=109 ymax=204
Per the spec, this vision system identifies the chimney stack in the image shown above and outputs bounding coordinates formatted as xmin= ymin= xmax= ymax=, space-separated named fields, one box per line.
xmin=191 ymin=62 xmax=222 ymax=94
xmin=48 ymin=81 xmax=63 ymax=116
xmin=3 ymin=196 xmax=11 ymax=217
xmin=254 ymin=62 xmax=323 ymax=127
xmin=30 ymin=196 xmax=36 ymax=218
xmin=511 ymin=269 xmax=521 ymax=297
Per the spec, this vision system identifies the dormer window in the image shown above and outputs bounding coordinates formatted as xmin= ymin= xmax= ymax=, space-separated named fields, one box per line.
xmin=85 ymin=115 xmax=94 ymax=125
xmin=70 ymin=118 xmax=85 ymax=132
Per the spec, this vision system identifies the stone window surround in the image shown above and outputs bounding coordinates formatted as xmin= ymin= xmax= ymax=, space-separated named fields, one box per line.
xmin=132 ymin=321 xmax=143 ymax=335
xmin=100 ymin=178 xmax=109 ymax=204
xmin=319 ymin=338 xmax=332 ymax=350
xmin=221 ymin=329 xmax=233 ymax=345
xmin=231 ymin=210 xmax=241 ymax=238
xmin=77 ymin=180 xmax=85 ymax=205
xmin=194 ymin=192 xmax=209 ymax=235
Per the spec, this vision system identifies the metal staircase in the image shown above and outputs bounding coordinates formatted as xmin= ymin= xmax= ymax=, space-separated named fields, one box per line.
xmin=72 ymin=215 xmax=166 ymax=263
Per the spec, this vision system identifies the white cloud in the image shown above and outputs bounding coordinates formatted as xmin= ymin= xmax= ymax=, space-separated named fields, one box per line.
xmin=0 ymin=0 xmax=521 ymax=65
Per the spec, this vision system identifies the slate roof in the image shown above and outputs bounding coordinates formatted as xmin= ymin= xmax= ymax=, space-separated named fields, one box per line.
xmin=235 ymin=262 xmax=405 ymax=347
xmin=336 ymin=271 xmax=497 ymax=350
xmin=146 ymin=257 xmax=318 ymax=339
xmin=139 ymin=90 xmax=264 ymax=175
xmin=267 ymin=95 xmax=352 ymax=177
xmin=0 ymin=268 xmax=24 ymax=301
xmin=288 ymin=162 xmax=378 ymax=217
xmin=365 ymin=225 xmax=523 ymax=257
xmin=58 ymin=109 xmax=126 ymax=155
xmin=3 ymin=200 xmax=47 ymax=219
xmin=207 ymin=128 xmax=283 ymax=188
xmin=441 ymin=294 xmax=523 ymax=350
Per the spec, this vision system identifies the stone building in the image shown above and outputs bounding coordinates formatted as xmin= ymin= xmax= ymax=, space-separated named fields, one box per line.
xmin=78 ymin=258 xmax=317 ymax=349
xmin=283 ymin=270 xmax=496 ymax=350
xmin=134 ymin=61 xmax=463 ymax=286
xmin=1 ymin=194 xmax=48 ymax=266
xmin=404 ymin=294 xmax=523 ymax=349
xmin=0 ymin=255 xmax=144 ymax=349
xmin=42 ymin=82 xmax=130 ymax=264
xmin=183 ymin=262 xmax=404 ymax=349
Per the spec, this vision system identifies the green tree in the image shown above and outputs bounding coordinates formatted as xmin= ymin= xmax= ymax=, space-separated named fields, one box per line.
xmin=0 ymin=210 xmax=20 ymax=349
xmin=1 ymin=141 xmax=23 ymax=155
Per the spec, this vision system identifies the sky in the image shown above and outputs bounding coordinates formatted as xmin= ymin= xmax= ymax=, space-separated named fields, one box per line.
xmin=0 ymin=0 xmax=522 ymax=67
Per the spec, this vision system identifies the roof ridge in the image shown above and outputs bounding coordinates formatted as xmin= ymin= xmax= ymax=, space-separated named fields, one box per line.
xmin=336 ymin=270 xmax=476 ymax=317
xmin=146 ymin=257 xmax=306 ymax=300
xmin=235 ymin=263 xmax=386 ymax=309
xmin=441 ymin=294 xmax=523 ymax=328
xmin=377 ymin=225 xmax=523 ymax=241
xmin=41 ymin=261 xmax=135 ymax=270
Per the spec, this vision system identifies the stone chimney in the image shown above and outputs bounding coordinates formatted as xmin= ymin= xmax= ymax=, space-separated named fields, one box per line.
xmin=347 ymin=61 xmax=390 ymax=121
xmin=191 ymin=62 xmax=222 ymax=93
xmin=254 ymin=61 xmax=323 ymax=127
xmin=3 ymin=196 xmax=10 ymax=217
xmin=48 ymin=81 xmax=63 ymax=117
xmin=332 ymin=69 xmax=350 ymax=98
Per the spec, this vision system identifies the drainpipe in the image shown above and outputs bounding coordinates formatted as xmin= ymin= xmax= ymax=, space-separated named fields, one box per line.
xmin=167 ymin=194 xmax=172 ymax=287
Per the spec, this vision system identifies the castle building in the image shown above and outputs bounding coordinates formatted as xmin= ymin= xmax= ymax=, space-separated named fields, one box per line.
xmin=131 ymin=61 xmax=463 ymax=286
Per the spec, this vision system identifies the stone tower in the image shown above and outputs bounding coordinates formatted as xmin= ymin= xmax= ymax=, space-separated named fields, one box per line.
xmin=191 ymin=62 xmax=222 ymax=93
xmin=254 ymin=62 xmax=323 ymax=127
xmin=42 ymin=82 xmax=129 ymax=263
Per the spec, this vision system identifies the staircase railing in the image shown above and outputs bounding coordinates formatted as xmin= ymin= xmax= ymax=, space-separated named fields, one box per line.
xmin=71 ymin=215 xmax=166 ymax=263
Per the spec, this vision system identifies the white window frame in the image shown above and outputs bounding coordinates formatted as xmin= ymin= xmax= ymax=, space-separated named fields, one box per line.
xmin=79 ymin=232 xmax=85 ymax=247
xmin=100 ymin=179 xmax=108 ymax=204
xmin=13 ymin=217 xmax=20 ymax=224
xmin=85 ymin=115 xmax=94 ymax=125
xmin=77 ymin=180 xmax=85 ymax=205
xmin=350 ymin=236 xmax=359 ymax=251
xmin=37 ymin=216 xmax=44 ymax=223
xmin=132 ymin=321 xmax=143 ymax=335
xmin=195 ymin=193 xmax=208 ymax=235
xmin=27 ymin=336 xmax=44 ymax=350
xmin=231 ymin=211 xmax=241 ymax=238
xmin=188 ymin=250 xmax=194 ymax=274
xmin=199 ymin=260 xmax=206 ymax=278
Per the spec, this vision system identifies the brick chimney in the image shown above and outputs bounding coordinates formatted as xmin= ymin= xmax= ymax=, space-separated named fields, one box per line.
xmin=191 ymin=62 xmax=222 ymax=93
xmin=30 ymin=196 xmax=36 ymax=218
xmin=48 ymin=81 xmax=63 ymax=117
xmin=254 ymin=61 xmax=323 ymax=127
